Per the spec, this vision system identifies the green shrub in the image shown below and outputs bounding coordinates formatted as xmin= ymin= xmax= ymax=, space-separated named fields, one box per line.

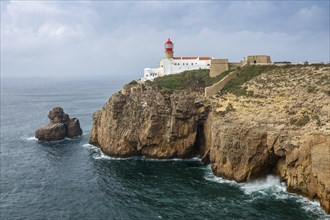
xmin=151 ymin=69 xmax=233 ymax=91
xmin=223 ymin=65 xmax=276 ymax=96
xmin=295 ymin=114 xmax=310 ymax=126
xmin=307 ymin=86 xmax=317 ymax=93
xmin=128 ymin=80 xmax=137 ymax=85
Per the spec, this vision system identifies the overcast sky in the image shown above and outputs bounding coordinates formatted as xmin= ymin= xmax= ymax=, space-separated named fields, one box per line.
xmin=1 ymin=1 xmax=329 ymax=79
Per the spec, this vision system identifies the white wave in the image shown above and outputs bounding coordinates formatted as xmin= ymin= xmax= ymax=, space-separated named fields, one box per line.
xmin=203 ymin=167 xmax=238 ymax=186
xmin=82 ymin=143 xmax=202 ymax=162
xmin=204 ymin=170 xmax=330 ymax=217
xmin=82 ymin=143 xmax=98 ymax=150
xmin=240 ymin=175 xmax=286 ymax=194
xmin=205 ymin=174 xmax=238 ymax=186
xmin=92 ymin=148 xmax=131 ymax=161
xmin=64 ymin=136 xmax=82 ymax=141
xmin=26 ymin=136 xmax=37 ymax=141
xmin=82 ymin=143 xmax=135 ymax=160
xmin=292 ymin=193 xmax=330 ymax=219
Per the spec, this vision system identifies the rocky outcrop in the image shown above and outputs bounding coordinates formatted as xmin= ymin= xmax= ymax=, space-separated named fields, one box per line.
xmin=35 ymin=107 xmax=82 ymax=141
xmin=89 ymin=65 xmax=330 ymax=213
xmin=205 ymin=110 xmax=330 ymax=213
xmin=89 ymin=82 xmax=209 ymax=158
xmin=205 ymin=65 xmax=330 ymax=213
xmin=276 ymin=134 xmax=330 ymax=213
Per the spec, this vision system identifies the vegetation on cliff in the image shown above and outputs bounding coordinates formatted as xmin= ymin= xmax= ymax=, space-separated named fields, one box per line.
xmin=90 ymin=64 xmax=330 ymax=213
xmin=222 ymin=65 xmax=276 ymax=96
xmin=209 ymin=64 xmax=330 ymax=213
xmin=149 ymin=68 xmax=234 ymax=92
xmin=222 ymin=64 xmax=330 ymax=97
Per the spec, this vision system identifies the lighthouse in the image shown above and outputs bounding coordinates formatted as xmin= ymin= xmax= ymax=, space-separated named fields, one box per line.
xmin=164 ymin=38 xmax=174 ymax=59
xmin=141 ymin=38 xmax=212 ymax=81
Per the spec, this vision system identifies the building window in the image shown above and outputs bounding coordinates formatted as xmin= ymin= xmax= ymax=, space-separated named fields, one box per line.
xmin=191 ymin=63 xmax=193 ymax=65
xmin=183 ymin=63 xmax=185 ymax=65
xmin=186 ymin=63 xmax=188 ymax=65
xmin=207 ymin=64 xmax=210 ymax=66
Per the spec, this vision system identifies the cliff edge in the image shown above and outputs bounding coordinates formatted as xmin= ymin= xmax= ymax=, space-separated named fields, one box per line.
xmin=89 ymin=65 xmax=330 ymax=213
xmin=89 ymin=81 xmax=210 ymax=159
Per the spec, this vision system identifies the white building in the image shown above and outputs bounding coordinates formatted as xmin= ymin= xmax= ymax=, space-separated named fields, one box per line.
xmin=141 ymin=39 xmax=212 ymax=81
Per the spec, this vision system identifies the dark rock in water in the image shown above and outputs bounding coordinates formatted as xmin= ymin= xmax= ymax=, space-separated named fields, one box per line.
xmin=35 ymin=123 xmax=67 ymax=141
xmin=35 ymin=107 xmax=82 ymax=141
xmin=48 ymin=107 xmax=70 ymax=124
xmin=67 ymin=118 xmax=83 ymax=138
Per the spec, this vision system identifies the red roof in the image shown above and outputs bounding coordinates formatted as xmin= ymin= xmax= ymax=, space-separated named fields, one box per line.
xmin=199 ymin=57 xmax=212 ymax=60
xmin=165 ymin=38 xmax=173 ymax=44
xmin=173 ymin=57 xmax=212 ymax=60
xmin=173 ymin=57 xmax=197 ymax=60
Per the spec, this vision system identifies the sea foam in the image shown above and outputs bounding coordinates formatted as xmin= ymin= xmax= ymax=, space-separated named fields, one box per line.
xmin=204 ymin=167 xmax=329 ymax=218
xmin=83 ymin=143 xmax=202 ymax=162
xmin=240 ymin=175 xmax=286 ymax=194
xmin=26 ymin=136 xmax=37 ymax=141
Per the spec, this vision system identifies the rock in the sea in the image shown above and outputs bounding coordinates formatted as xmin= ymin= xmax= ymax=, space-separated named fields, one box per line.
xmin=48 ymin=107 xmax=69 ymax=124
xmin=35 ymin=123 xmax=67 ymax=141
xmin=67 ymin=118 xmax=83 ymax=138
xmin=35 ymin=107 xmax=82 ymax=141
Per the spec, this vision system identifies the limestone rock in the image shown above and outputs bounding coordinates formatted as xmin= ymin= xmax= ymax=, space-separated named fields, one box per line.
xmin=205 ymin=65 xmax=330 ymax=213
xmin=67 ymin=118 xmax=83 ymax=138
xmin=48 ymin=107 xmax=69 ymax=124
xmin=89 ymin=65 xmax=330 ymax=213
xmin=35 ymin=123 xmax=66 ymax=141
xmin=89 ymin=83 xmax=209 ymax=158
xmin=35 ymin=107 xmax=82 ymax=141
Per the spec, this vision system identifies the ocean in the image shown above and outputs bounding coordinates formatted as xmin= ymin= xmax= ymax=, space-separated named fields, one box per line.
xmin=1 ymin=77 xmax=329 ymax=220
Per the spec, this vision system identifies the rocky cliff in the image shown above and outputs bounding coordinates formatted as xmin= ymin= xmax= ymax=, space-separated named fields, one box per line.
xmin=206 ymin=65 xmax=330 ymax=213
xmin=89 ymin=65 xmax=330 ymax=213
xmin=89 ymin=82 xmax=210 ymax=158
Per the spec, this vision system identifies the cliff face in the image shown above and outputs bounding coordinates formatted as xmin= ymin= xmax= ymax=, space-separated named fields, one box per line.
xmin=205 ymin=65 xmax=330 ymax=213
xmin=89 ymin=65 xmax=330 ymax=213
xmin=89 ymin=82 xmax=210 ymax=158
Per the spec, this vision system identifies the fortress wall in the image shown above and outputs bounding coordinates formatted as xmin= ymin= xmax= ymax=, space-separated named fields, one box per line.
xmin=229 ymin=62 xmax=241 ymax=69
xmin=247 ymin=55 xmax=272 ymax=64
xmin=205 ymin=70 xmax=238 ymax=97
xmin=210 ymin=59 xmax=229 ymax=77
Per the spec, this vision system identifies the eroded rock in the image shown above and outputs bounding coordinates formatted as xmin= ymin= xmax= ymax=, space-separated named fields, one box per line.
xmin=89 ymin=65 xmax=330 ymax=213
xmin=35 ymin=107 xmax=82 ymax=141
xmin=89 ymin=83 xmax=209 ymax=158
xmin=35 ymin=123 xmax=66 ymax=141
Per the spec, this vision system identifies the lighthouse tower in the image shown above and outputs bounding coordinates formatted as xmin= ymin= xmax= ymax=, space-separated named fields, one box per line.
xmin=164 ymin=38 xmax=174 ymax=59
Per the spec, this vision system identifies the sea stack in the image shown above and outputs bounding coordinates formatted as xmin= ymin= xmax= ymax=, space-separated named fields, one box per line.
xmin=35 ymin=107 xmax=82 ymax=141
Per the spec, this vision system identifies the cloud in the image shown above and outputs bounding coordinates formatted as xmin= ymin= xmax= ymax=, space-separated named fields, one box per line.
xmin=1 ymin=1 xmax=329 ymax=79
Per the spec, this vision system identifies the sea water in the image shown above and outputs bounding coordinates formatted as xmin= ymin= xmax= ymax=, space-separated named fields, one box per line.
xmin=1 ymin=77 xmax=329 ymax=220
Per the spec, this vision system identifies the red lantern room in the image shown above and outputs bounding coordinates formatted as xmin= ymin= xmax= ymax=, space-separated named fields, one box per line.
xmin=165 ymin=38 xmax=173 ymax=52
xmin=164 ymin=38 xmax=174 ymax=59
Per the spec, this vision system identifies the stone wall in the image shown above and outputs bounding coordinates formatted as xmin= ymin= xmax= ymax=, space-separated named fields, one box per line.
xmin=209 ymin=59 xmax=229 ymax=77
xmin=247 ymin=55 xmax=272 ymax=64
xmin=205 ymin=70 xmax=238 ymax=97
xmin=229 ymin=62 xmax=241 ymax=69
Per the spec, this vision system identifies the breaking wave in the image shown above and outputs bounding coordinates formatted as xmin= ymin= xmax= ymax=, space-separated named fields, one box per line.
xmin=203 ymin=167 xmax=329 ymax=218
xmin=83 ymin=143 xmax=201 ymax=162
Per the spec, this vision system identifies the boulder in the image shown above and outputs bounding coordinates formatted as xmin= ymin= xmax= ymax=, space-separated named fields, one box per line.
xmin=35 ymin=123 xmax=66 ymax=141
xmin=48 ymin=107 xmax=69 ymax=124
xmin=67 ymin=118 xmax=83 ymax=138
xmin=35 ymin=107 xmax=82 ymax=141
